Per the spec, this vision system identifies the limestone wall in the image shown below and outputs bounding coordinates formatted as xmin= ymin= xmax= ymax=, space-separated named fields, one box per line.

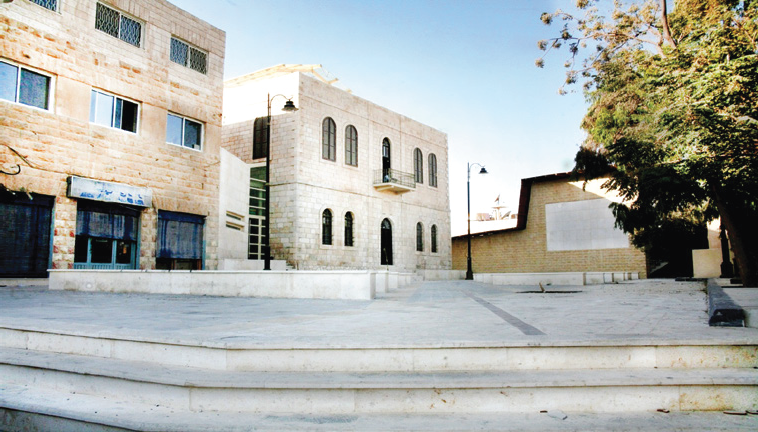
xmin=1 ymin=0 xmax=225 ymax=269
xmin=452 ymin=178 xmax=647 ymax=275
xmin=221 ymin=72 xmax=451 ymax=272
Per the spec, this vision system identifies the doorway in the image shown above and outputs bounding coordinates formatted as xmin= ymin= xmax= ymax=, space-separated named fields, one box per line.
xmin=381 ymin=218 xmax=393 ymax=265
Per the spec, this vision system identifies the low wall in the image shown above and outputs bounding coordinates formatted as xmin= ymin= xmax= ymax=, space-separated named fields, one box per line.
xmin=49 ymin=270 xmax=378 ymax=300
xmin=374 ymin=271 xmax=417 ymax=293
xmin=420 ymin=270 xmax=466 ymax=281
xmin=474 ymin=272 xmax=641 ymax=286
xmin=218 ymin=259 xmax=288 ymax=271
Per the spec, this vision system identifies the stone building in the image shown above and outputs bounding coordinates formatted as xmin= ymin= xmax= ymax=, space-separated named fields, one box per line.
xmin=0 ymin=0 xmax=225 ymax=276
xmin=452 ymin=173 xmax=647 ymax=277
xmin=220 ymin=65 xmax=452 ymax=272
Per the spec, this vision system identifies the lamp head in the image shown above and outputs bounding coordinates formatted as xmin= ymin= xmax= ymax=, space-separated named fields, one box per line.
xmin=478 ymin=167 xmax=488 ymax=175
xmin=282 ymin=100 xmax=298 ymax=112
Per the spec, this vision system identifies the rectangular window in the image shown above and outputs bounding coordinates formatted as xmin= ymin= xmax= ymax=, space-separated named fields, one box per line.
xmin=249 ymin=167 xmax=267 ymax=217
xmin=90 ymin=89 xmax=138 ymax=133
xmin=30 ymin=0 xmax=57 ymax=11
xmin=95 ymin=3 xmax=142 ymax=47
xmin=166 ymin=113 xmax=203 ymax=151
xmin=170 ymin=37 xmax=208 ymax=74
xmin=0 ymin=61 xmax=51 ymax=110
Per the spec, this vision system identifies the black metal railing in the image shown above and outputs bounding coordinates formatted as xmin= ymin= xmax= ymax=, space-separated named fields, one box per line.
xmin=373 ymin=168 xmax=416 ymax=189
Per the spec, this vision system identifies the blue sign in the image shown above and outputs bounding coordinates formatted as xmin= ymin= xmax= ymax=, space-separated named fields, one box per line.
xmin=67 ymin=176 xmax=152 ymax=207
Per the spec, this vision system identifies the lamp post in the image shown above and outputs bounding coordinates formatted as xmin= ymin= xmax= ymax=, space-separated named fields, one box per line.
xmin=466 ymin=162 xmax=488 ymax=280
xmin=261 ymin=93 xmax=298 ymax=271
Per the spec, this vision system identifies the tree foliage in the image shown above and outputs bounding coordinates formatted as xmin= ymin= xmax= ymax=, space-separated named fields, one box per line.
xmin=540 ymin=0 xmax=758 ymax=284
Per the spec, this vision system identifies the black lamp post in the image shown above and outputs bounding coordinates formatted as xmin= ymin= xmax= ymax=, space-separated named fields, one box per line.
xmin=466 ymin=162 xmax=488 ymax=280
xmin=261 ymin=93 xmax=297 ymax=271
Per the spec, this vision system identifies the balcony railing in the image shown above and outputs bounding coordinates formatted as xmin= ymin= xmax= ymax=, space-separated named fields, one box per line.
xmin=373 ymin=168 xmax=415 ymax=194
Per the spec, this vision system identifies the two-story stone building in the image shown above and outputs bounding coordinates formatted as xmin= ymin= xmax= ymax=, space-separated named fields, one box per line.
xmin=0 ymin=0 xmax=225 ymax=276
xmin=220 ymin=65 xmax=452 ymax=272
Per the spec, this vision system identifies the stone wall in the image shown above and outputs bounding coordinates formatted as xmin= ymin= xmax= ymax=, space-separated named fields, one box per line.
xmin=452 ymin=178 xmax=647 ymax=275
xmin=221 ymin=72 xmax=452 ymax=272
xmin=1 ymin=0 xmax=225 ymax=269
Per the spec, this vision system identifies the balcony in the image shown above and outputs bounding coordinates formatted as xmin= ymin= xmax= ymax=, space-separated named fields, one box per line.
xmin=373 ymin=168 xmax=415 ymax=194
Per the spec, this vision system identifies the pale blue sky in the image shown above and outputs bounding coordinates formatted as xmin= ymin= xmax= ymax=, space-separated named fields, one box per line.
xmin=168 ymin=0 xmax=587 ymax=235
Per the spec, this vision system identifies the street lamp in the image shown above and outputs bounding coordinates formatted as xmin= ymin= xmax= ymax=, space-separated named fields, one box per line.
xmin=466 ymin=162 xmax=488 ymax=280
xmin=261 ymin=93 xmax=298 ymax=271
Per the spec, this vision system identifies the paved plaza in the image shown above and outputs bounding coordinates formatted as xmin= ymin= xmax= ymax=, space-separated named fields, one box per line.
xmin=0 ymin=279 xmax=755 ymax=349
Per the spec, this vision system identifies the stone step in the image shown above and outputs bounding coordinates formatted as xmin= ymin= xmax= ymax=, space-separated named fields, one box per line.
xmin=2 ymin=347 xmax=757 ymax=414
xmin=2 ymin=384 xmax=758 ymax=432
xmin=2 ymin=328 xmax=756 ymax=372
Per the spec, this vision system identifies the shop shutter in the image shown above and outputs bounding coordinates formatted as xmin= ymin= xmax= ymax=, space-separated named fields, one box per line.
xmin=0 ymin=192 xmax=54 ymax=277
xmin=157 ymin=210 xmax=204 ymax=259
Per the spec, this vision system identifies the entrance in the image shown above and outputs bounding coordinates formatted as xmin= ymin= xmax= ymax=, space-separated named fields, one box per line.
xmin=381 ymin=218 xmax=393 ymax=265
xmin=0 ymin=192 xmax=54 ymax=277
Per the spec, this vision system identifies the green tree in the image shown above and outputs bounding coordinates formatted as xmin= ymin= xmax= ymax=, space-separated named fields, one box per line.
xmin=538 ymin=0 xmax=758 ymax=285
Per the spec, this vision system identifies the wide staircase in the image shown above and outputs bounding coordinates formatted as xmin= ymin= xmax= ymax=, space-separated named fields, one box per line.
xmin=1 ymin=325 xmax=756 ymax=431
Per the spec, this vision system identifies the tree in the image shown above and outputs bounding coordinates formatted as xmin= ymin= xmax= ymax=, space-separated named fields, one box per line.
xmin=538 ymin=0 xmax=758 ymax=285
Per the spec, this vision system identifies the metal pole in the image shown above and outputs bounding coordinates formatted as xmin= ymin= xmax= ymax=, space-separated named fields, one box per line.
xmin=263 ymin=93 xmax=272 ymax=271
xmin=466 ymin=163 xmax=473 ymax=280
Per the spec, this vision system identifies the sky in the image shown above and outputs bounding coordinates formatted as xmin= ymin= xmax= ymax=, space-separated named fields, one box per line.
xmin=168 ymin=0 xmax=589 ymax=236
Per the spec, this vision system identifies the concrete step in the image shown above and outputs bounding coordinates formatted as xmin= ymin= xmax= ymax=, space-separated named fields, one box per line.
xmin=2 ymin=384 xmax=758 ymax=431
xmin=2 ymin=328 xmax=756 ymax=372
xmin=1 ymin=347 xmax=757 ymax=414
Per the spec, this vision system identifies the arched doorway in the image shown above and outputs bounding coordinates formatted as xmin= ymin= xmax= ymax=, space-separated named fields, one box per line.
xmin=381 ymin=218 xmax=393 ymax=265
xmin=382 ymin=138 xmax=391 ymax=181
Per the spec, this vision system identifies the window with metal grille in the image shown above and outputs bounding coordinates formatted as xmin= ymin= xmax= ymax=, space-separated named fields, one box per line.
xmin=95 ymin=3 xmax=142 ymax=47
xmin=170 ymin=37 xmax=208 ymax=74
xmin=322 ymin=209 xmax=333 ymax=245
xmin=249 ymin=167 xmax=266 ymax=217
xmin=248 ymin=217 xmax=266 ymax=259
xmin=431 ymin=224 xmax=438 ymax=253
xmin=429 ymin=153 xmax=438 ymax=187
xmin=345 ymin=125 xmax=358 ymax=166
xmin=0 ymin=61 xmax=51 ymax=110
xmin=344 ymin=212 xmax=354 ymax=247
xmin=416 ymin=222 xmax=424 ymax=252
xmin=414 ymin=148 xmax=424 ymax=184
xmin=322 ymin=117 xmax=336 ymax=161
xmin=166 ymin=113 xmax=203 ymax=151
xmin=30 ymin=0 xmax=57 ymax=11
xmin=253 ymin=117 xmax=268 ymax=159
xmin=90 ymin=89 xmax=138 ymax=133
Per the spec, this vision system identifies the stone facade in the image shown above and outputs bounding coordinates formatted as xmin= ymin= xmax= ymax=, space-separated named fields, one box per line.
xmin=221 ymin=71 xmax=452 ymax=272
xmin=452 ymin=175 xmax=647 ymax=276
xmin=1 ymin=0 xmax=225 ymax=271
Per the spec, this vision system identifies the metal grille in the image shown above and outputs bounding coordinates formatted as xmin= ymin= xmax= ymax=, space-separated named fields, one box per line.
xmin=30 ymin=0 xmax=57 ymax=11
xmin=95 ymin=3 xmax=120 ymax=38
xmin=374 ymin=168 xmax=416 ymax=189
xmin=120 ymin=15 xmax=142 ymax=47
xmin=189 ymin=47 xmax=207 ymax=74
xmin=170 ymin=38 xmax=189 ymax=66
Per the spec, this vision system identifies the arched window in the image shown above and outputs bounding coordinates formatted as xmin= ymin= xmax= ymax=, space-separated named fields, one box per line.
xmin=416 ymin=222 xmax=424 ymax=252
xmin=414 ymin=148 xmax=423 ymax=184
xmin=344 ymin=212 xmax=354 ymax=247
xmin=345 ymin=125 xmax=358 ymax=166
xmin=253 ymin=117 xmax=268 ymax=159
xmin=382 ymin=138 xmax=391 ymax=175
xmin=381 ymin=218 xmax=393 ymax=265
xmin=428 ymin=153 xmax=438 ymax=187
xmin=322 ymin=209 xmax=332 ymax=245
xmin=322 ymin=117 xmax=336 ymax=161
xmin=431 ymin=224 xmax=438 ymax=253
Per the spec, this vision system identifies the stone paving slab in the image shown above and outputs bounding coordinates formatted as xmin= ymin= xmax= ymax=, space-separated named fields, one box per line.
xmin=0 ymin=279 xmax=756 ymax=349
xmin=2 ymin=385 xmax=758 ymax=432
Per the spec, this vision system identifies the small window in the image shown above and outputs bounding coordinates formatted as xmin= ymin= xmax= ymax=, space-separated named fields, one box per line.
xmin=30 ymin=0 xmax=57 ymax=11
xmin=322 ymin=117 xmax=336 ymax=161
xmin=90 ymin=89 xmax=138 ymax=133
xmin=95 ymin=3 xmax=142 ymax=47
xmin=253 ymin=117 xmax=268 ymax=159
xmin=166 ymin=113 xmax=203 ymax=150
xmin=416 ymin=222 xmax=424 ymax=252
xmin=344 ymin=212 xmax=354 ymax=247
xmin=431 ymin=224 xmax=438 ymax=253
xmin=0 ymin=61 xmax=51 ymax=110
xmin=322 ymin=209 xmax=333 ymax=245
xmin=429 ymin=153 xmax=438 ymax=187
xmin=414 ymin=148 xmax=424 ymax=184
xmin=170 ymin=37 xmax=208 ymax=74
xmin=345 ymin=125 xmax=358 ymax=166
